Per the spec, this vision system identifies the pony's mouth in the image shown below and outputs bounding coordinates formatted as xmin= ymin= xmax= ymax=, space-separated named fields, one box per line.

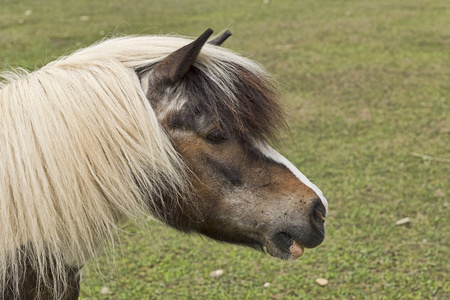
xmin=264 ymin=224 xmax=325 ymax=260
xmin=270 ymin=231 xmax=305 ymax=260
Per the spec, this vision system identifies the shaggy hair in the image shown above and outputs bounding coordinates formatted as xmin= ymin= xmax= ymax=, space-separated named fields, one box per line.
xmin=0 ymin=34 xmax=283 ymax=298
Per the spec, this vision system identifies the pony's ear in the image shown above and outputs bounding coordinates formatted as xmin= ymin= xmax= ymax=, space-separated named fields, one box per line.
xmin=149 ymin=28 xmax=213 ymax=91
xmin=209 ymin=30 xmax=232 ymax=46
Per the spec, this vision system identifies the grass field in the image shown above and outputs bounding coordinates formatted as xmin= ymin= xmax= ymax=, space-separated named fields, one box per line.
xmin=1 ymin=0 xmax=449 ymax=299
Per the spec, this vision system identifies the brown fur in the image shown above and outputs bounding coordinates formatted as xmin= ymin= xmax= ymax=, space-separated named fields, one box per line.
xmin=165 ymin=129 xmax=324 ymax=256
xmin=3 ymin=253 xmax=80 ymax=300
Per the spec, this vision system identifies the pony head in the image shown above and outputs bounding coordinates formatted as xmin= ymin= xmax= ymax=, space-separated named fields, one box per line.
xmin=138 ymin=29 xmax=328 ymax=259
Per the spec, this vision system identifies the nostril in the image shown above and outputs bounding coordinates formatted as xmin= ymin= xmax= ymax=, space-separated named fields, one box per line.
xmin=310 ymin=199 xmax=326 ymax=226
xmin=315 ymin=209 xmax=326 ymax=222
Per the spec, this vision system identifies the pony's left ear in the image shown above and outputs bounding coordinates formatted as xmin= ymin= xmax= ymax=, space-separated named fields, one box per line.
xmin=209 ymin=30 xmax=232 ymax=46
xmin=148 ymin=28 xmax=213 ymax=93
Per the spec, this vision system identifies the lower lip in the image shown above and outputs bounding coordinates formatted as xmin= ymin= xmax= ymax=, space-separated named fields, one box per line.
xmin=289 ymin=240 xmax=304 ymax=260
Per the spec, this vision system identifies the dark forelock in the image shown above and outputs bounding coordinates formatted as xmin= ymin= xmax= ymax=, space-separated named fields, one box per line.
xmin=168 ymin=62 xmax=287 ymax=143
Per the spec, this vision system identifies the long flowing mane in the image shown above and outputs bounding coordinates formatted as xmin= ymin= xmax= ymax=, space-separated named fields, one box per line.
xmin=0 ymin=35 xmax=283 ymax=297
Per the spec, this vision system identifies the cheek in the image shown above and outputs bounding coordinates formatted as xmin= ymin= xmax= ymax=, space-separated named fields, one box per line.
xmin=168 ymin=131 xmax=223 ymax=196
xmin=169 ymin=130 xmax=246 ymax=203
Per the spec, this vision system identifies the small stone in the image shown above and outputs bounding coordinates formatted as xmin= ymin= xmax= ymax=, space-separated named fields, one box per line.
xmin=395 ymin=217 xmax=411 ymax=226
xmin=100 ymin=287 xmax=112 ymax=295
xmin=263 ymin=282 xmax=271 ymax=287
xmin=79 ymin=16 xmax=90 ymax=21
xmin=24 ymin=10 xmax=32 ymax=16
xmin=315 ymin=278 xmax=328 ymax=286
xmin=209 ymin=269 xmax=224 ymax=278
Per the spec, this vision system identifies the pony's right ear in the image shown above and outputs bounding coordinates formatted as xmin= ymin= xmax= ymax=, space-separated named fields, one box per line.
xmin=146 ymin=28 xmax=213 ymax=99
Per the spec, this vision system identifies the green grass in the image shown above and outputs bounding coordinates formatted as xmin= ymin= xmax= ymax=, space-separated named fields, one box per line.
xmin=1 ymin=0 xmax=449 ymax=299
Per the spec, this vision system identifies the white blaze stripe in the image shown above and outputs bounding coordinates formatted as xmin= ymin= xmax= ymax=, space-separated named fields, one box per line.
xmin=256 ymin=142 xmax=329 ymax=214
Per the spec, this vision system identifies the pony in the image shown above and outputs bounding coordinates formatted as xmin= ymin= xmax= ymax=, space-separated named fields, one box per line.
xmin=0 ymin=29 xmax=328 ymax=299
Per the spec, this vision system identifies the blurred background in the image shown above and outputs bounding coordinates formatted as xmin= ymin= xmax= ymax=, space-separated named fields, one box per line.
xmin=1 ymin=0 xmax=448 ymax=299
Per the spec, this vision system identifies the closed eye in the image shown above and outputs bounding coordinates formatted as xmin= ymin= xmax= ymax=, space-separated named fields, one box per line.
xmin=205 ymin=129 xmax=227 ymax=144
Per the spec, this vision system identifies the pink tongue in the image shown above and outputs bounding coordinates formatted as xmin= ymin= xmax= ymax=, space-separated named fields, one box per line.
xmin=289 ymin=241 xmax=304 ymax=260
